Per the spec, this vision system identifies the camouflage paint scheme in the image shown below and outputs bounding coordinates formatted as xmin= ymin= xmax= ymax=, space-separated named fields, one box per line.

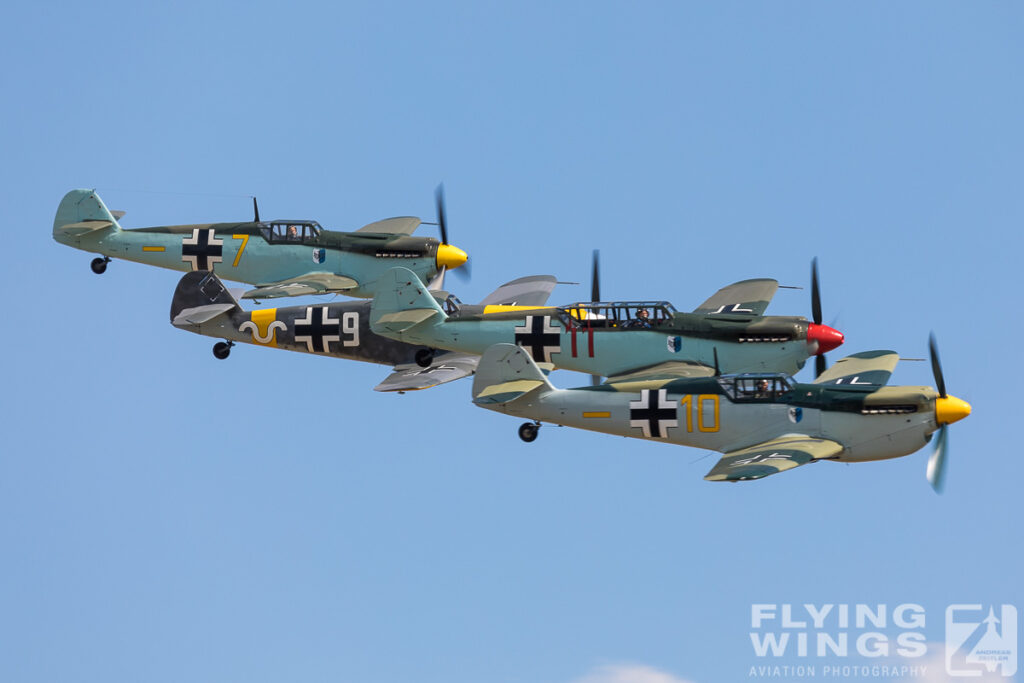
xmin=370 ymin=267 xmax=844 ymax=380
xmin=53 ymin=190 xmax=467 ymax=300
xmin=170 ymin=271 xmax=557 ymax=392
xmin=471 ymin=344 xmax=971 ymax=482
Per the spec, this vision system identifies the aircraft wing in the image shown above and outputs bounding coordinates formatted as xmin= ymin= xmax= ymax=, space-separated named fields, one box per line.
xmin=242 ymin=272 xmax=359 ymax=299
xmin=704 ymin=435 xmax=844 ymax=482
xmin=356 ymin=216 xmax=422 ymax=235
xmin=605 ymin=360 xmax=716 ymax=385
xmin=479 ymin=275 xmax=558 ymax=306
xmin=693 ymin=278 xmax=779 ymax=317
xmin=812 ymin=350 xmax=899 ymax=386
xmin=374 ymin=353 xmax=479 ymax=392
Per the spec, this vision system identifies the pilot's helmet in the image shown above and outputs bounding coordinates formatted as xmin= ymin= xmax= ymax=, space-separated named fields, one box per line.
xmin=637 ymin=308 xmax=650 ymax=318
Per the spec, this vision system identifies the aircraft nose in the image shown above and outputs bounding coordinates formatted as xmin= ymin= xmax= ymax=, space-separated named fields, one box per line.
xmin=935 ymin=395 xmax=971 ymax=426
xmin=806 ymin=323 xmax=844 ymax=354
xmin=436 ymin=243 xmax=468 ymax=269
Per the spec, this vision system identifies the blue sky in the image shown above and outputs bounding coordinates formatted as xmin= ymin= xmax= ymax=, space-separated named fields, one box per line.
xmin=2 ymin=2 xmax=1020 ymax=682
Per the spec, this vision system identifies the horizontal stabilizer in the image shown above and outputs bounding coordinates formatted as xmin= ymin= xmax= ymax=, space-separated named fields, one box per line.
xmin=694 ymin=278 xmax=778 ymax=317
xmin=472 ymin=343 xmax=554 ymax=406
xmin=370 ymin=267 xmax=447 ymax=335
xmin=705 ymin=435 xmax=843 ymax=482
xmin=173 ymin=303 xmax=236 ymax=326
xmin=356 ymin=216 xmax=422 ymax=235
xmin=813 ymin=350 xmax=899 ymax=387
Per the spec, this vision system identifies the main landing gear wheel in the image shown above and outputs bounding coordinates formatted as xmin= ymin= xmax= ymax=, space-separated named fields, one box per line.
xmin=518 ymin=422 xmax=540 ymax=443
xmin=213 ymin=341 xmax=234 ymax=360
xmin=415 ymin=348 xmax=435 ymax=368
xmin=90 ymin=257 xmax=110 ymax=274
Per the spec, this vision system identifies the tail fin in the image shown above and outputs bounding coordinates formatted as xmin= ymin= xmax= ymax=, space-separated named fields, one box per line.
xmin=472 ymin=343 xmax=555 ymax=407
xmin=370 ymin=267 xmax=447 ymax=335
xmin=53 ymin=189 xmax=123 ymax=237
xmin=170 ymin=271 xmax=242 ymax=327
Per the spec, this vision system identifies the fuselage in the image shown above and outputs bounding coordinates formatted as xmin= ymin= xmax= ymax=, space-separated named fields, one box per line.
xmin=55 ymin=220 xmax=445 ymax=299
xmin=172 ymin=295 xmax=424 ymax=368
xmin=399 ymin=303 xmax=822 ymax=377
xmin=485 ymin=374 xmax=941 ymax=464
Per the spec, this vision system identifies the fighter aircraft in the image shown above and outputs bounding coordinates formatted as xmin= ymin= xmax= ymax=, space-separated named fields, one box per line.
xmin=53 ymin=186 xmax=468 ymax=300
xmin=369 ymin=257 xmax=844 ymax=382
xmin=169 ymin=269 xmax=557 ymax=392
xmin=470 ymin=336 xmax=970 ymax=490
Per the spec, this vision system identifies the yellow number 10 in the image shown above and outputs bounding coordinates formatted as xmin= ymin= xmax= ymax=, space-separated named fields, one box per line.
xmin=678 ymin=394 xmax=720 ymax=432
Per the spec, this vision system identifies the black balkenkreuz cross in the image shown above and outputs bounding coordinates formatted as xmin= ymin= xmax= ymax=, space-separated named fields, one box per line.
xmin=513 ymin=315 xmax=561 ymax=363
xmin=294 ymin=306 xmax=341 ymax=353
xmin=629 ymin=389 xmax=679 ymax=439
xmin=181 ymin=228 xmax=224 ymax=271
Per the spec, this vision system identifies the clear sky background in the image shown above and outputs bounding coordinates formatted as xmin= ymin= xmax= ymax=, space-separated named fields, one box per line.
xmin=2 ymin=2 xmax=1021 ymax=682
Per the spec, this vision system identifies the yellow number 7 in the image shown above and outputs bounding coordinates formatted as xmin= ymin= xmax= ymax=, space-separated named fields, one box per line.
xmin=231 ymin=234 xmax=250 ymax=267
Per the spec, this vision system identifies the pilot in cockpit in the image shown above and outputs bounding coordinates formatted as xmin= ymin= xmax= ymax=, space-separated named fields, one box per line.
xmin=626 ymin=308 xmax=653 ymax=329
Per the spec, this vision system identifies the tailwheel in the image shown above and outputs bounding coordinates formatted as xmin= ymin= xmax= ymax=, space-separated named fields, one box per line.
xmin=213 ymin=341 xmax=234 ymax=360
xmin=518 ymin=422 xmax=540 ymax=443
xmin=90 ymin=257 xmax=110 ymax=274
xmin=415 ymin=348 xmax=435 ymax=368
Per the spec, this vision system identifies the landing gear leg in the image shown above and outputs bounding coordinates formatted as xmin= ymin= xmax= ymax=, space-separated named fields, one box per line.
xmin=415 ymin=348 xmax=435 ymax=368
xmin=213 ymin=341 xmax=234 ymax=360
xmin=90 ymin=257 xmax=110 ymax=274
xmin=518 ymin=421 xmax=540 ymax=443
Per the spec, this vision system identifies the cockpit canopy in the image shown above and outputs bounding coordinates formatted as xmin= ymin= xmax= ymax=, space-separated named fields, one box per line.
xmin=558 ymin=301 xmax=677 ymax=329
xmin=260 ymin=221 xmax=322 ymax=244
xmin=717 ymin=373 xmax=792 ymax=402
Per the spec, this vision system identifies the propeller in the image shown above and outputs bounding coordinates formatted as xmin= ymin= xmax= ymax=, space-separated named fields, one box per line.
xmin=926 ymin=333 xmax=955 ymax=492
xmin=928 ymin=332 xmax=946 ymax=399
xmin=434 ymin=183 xmax=470 ymax=280
xmin=591 ymin=249 xmax=602 ymax=386
xmin=925 ymin=333 xmax=972 ymax=492
xmin=811 ymin=258 xmax=827 ymax=378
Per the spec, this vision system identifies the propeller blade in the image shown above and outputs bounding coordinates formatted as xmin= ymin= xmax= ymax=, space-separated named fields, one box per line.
xmin=252 ymin=197 xmax=260 ymax=223
xmin=815 ymin=354 xmax=827 ymax=378
xmin=929 ymin=332 xmax=947 ymax=398
xmin=926 ymin=425 xmax=948 ymax=493
xmin=713 ymin=347 xmax=721 ymax=376
xmin=591 ymin=250 xmax=601 ymax=303
xmin=434 ymin=183 xmax=449 ymax=246
xmin=451 ymin=257 xmax=471 ymax=281
xmin=427 ymin=266 xmax=446 ymax=292
xmin=811 ymin=257 xmax=822 ymax=325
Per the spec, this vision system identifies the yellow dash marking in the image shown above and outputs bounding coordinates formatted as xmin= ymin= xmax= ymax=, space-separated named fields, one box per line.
xmin=142 ymin=246 xmax=165 ymax=252
xmin=583 ymin=411 xmax=611 ymax=418
xmin=232 ymin=234 xmax=249 ymax=267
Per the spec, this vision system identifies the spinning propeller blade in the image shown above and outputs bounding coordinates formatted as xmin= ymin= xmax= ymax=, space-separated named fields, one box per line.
xmin=926 ymin=426 xmax=948 ymax=493
xmin=929 ymin=332 xmax=946 ymax=399
xmin=433 ymin=183 xmax=470 ymax=279
xmin=925 ymin=334 xmax=970 ymax=492
xmin=807 ymin=257 xmax=843 ymax=377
